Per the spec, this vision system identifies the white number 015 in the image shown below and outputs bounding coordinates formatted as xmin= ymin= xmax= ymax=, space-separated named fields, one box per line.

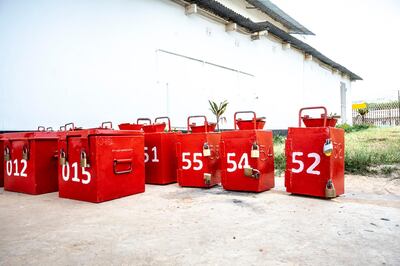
xmin=62 ymin=162 xmax=91 ymax=184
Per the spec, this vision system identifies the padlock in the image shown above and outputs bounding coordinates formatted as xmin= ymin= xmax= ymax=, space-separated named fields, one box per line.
xmin=323 ymin=139 xmax=333 ymax=157
xmin=251 ymin=142 xmax=259 ymax=158
xmin=325 ymin=179 xmax=336 ymax=198
xmin=204 ymin=173 xmax=211 ymax=185
xmin=244 ymin=167 xmax=253 ymax=177
xmin=80 ymin=151 xmax=89 ymax=167
xmin=59 ymin=150 xmax=66 ymax=166
xmin=22 ymin=146 xmax=29 ymax=160
xmin=4 ymin=147 xmax=10 ymax=161
xmin=244 ymin=167 xmax=260 ymax=179
xmin=203 ymin=142 xmax=211 ymax=157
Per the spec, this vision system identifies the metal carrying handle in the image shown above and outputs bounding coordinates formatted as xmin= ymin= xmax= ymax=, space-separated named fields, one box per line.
xmin=298 ymin=106 xmax=327 ymax=127
xmin=59 ymin=126 xmax=66 ymax=131
xmin=46 ymin=127 xmax=54 ymax=131
xmin=65 ymin=122 xmax=75 ymax=131
xmin=234 ymin=111 xmax=257 ymax=130
xmin=113 ymin=159 xmax=132 ymax=175
xmin=101 ymin=121 xmax=113 ymax=129
xmin=38 ymin=126 xmax=46 ymax=131
xmin=136 ymin=118 xmax=152 ymax=125
xmin=187 ymin=115 xmax=208 ymax=131
xmin=155 ymin=116 xmax=171 ymax=131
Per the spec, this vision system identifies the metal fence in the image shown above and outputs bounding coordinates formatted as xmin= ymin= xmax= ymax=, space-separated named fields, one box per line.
xmin=352 ymin=100 xmax=400 ymax=126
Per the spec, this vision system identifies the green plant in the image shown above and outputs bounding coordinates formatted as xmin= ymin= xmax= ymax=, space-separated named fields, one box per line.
xmin=273 ymin=135 xmax=286 ymax=175
xmin=208 ymin=100 xmax=228 ymax=131
xmin=328 ymin=112 xmax=340 ymax=118
xmin=357 ymin=108 xmax=369 ymax=124
xmin=336 ymin=123 xmax=372 ymax=133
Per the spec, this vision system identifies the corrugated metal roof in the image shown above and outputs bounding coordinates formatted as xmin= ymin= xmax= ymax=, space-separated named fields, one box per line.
xmin=246 ymin=0 xmax=314 ymax=35
xmin=184 ymin=0 xmax=362 ymax=81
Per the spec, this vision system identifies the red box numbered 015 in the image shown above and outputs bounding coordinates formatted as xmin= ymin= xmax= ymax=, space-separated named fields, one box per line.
xmin=58 ymin=122 xmax=145 ymax=203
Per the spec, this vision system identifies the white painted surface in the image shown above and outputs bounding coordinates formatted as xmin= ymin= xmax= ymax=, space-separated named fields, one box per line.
xmin=0 ymin=0 xmax=353 ymax=130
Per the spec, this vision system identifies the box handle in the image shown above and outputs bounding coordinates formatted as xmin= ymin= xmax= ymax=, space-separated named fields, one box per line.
xmin=101 ymin=121 xmax=113 ymax=129
xmin=136 ymin=118 xmax=151 ymax=125
xmin=298 ymin=106 xmax=327 ymax=127
xmin=155 ymin=116 xmax=171 ymax=131
xmin=187 ymin=115 xmax=208 ymax=132
xmin=65 ymin=122 xmax=75 ymax=131
xmin=113 ymin=159 xmax=132 ymax=175
xmin=234 ymin=111 xmax=257 ymax=130
xmin=38 ymin=126 xmax=46 ymax=131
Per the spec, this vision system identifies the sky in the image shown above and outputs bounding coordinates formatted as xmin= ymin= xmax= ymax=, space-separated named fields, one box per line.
xmin=274 ymin=0 xmax=400 ymax=102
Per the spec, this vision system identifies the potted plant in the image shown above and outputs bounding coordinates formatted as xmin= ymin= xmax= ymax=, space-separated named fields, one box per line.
xmin=208 ymin=100 xmax=228 ymax=131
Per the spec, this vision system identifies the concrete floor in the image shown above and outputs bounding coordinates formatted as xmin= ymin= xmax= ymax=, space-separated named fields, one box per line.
xmin=0 ymin=176 xmax=399 ymax=266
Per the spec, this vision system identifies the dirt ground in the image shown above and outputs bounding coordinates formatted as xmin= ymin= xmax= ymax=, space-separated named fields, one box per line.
xmin=0 ymin=175 xmax=399 ymax=266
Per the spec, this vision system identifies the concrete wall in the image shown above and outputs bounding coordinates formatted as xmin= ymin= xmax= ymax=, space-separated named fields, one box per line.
xmin=0 ymin=0 xmax=352 ymax=130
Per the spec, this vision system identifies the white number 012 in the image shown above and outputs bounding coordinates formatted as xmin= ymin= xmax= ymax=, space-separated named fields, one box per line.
xmin=291 ymin=152 xmax=320 ymax=175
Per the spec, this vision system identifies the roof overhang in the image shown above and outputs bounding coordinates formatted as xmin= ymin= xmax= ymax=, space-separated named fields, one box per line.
xmin=182 ymin=0 xmax=362 ymax=81
xmin=245 ymin=0 xmax=314 ymax=35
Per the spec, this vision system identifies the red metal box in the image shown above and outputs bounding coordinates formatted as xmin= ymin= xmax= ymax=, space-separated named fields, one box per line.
xmin=0 ymin=134 xmax=5 ymax=187
xmin=142 ymin=117 xmax=180 ymax=185
xmin=176 ymin=116 xmax=221 ymax=188
xmin=3 ymin=128 xmax=59 ymax=194
xmin=285 ymin=107 xmax=345 ymax=198
xmin=221 ymin=112 xmax=274 ymax=192
xmin=58 ymin=123 xmax=145 ymax=203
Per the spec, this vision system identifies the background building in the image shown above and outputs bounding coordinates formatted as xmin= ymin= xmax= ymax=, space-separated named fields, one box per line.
xmin=0 ymin=0 xmax=361 ymax=130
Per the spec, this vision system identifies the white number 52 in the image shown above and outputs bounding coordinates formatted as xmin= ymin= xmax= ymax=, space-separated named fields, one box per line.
xmin=291 ymin=152 xmax=320 ymax=175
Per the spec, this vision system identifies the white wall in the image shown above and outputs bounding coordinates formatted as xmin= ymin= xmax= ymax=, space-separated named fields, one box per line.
xmin=0 ymin=0 xmax=352 ymax=130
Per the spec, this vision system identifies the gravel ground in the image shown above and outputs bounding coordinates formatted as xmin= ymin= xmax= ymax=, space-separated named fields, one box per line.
xmin=0 ymin=175 xmax=399 ymax=266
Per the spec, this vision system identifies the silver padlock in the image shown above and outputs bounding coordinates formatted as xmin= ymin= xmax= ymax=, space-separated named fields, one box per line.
xmin=22 ymin=146 xmax=29 ymax=160
xmin=203 ymin=142 xmax=211 ymax=157
xmin=59 ymin=150 xmax=66 ymax=166
xmin=325 ymin=179 xmax=336 ymax=198
xmin=204 ymin=173 xmax=211 ymax=185
xmin=323 ymin=139 xmax=333 ymax=157
xmin=80 ymin=151 xmax=89 ymax=167
xmin=251 ymin=142 xmax=260 ymax=158
xmin=4 ymin=147 xmax=10 ymax=161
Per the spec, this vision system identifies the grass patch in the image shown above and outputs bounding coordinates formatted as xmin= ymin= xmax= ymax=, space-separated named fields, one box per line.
xmin=273 ymin=126 xmax=400 ymax=176
xmin=273 ymin=135 xmax=286 ymax=176
xmin=345 ymin=127 xmax=400 ymax=175
xmin=336 ymin=123 xmax=373 ymax=133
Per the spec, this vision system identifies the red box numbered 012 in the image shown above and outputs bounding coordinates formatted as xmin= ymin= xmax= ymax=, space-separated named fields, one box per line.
xmin=58 ymin=122 xmax=145 ymax=203
xmin=3 ymin=127 xmax=59 ymax=194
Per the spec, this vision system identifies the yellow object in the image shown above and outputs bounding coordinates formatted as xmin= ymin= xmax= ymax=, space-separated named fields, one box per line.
xmin=323 ymin=139 xmax=333 ymax=156
xmin=352 ymin=102 xmax=367 ymax=110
